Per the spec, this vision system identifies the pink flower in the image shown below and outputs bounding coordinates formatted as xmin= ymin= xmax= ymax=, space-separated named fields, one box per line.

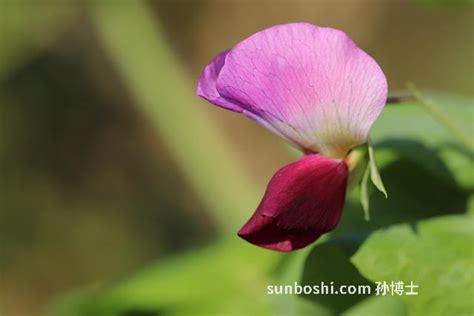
xmin=197 ymin=23 xmax=387 ymax=252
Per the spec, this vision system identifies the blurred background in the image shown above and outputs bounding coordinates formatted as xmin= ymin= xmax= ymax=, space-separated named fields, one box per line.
xmin=1 ymin=1 xmax=473 ymax=316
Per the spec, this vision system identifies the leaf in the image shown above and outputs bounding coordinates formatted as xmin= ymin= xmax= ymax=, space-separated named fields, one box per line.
xmin=407 ymin=84 xmax=473 ymax=152
xmin=376 ymin=91 xmax=474 ymax=148
xmin=360 ymin=163 xmax=371 ymax=221
xmin=300 ymin=239 xmax=374 ymax=315
xmin=368 ymin=139 xmax=388 ymax=198
xmin=375 ymin=139 xmax=461 ymax=187
xmin=360 ymin=165 xmax=370 ymax=221
xmin=347 ymin=144 xmax=369 ymax=192
xmin=335 ymin=151 xmax=470 ymax=237
xmin=351 ymin=214 xmax=474 ymax=315
xmin=51 ymin=240 xmax=281 ymax=316
xmin=372 ymin=91 xmax=474 ymax=189
xmin=356 ymin=140 xmax=387 ymax=221
xmin=344 ymin=296 xmax=407 ymax=316
xmin=272 ymin=246 xmax=331 ymax=316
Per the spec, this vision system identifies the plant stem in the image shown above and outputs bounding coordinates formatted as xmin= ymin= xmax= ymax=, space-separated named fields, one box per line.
xmin=386 ymin=95 xmax=416 ymax=104
xmin=91 ymin=0 xmax=260 ymax=232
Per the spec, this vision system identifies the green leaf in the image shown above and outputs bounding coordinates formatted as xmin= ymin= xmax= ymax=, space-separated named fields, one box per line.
xmin=368 ymin=140 xmax=388 ymax=198
xmin=51 ymin=240 xmax=281 ymax=316
xmin=376 ymin=91 xmax=474 ymax=148
xmin=345 ymin=296 xmax=407 ymax=316
xmin=351 ymin=214 xmax=474 ymax=315
xmin=372 ymin=91 xmax=474 ymax=189
xmin=272 ymin=246 xmax=331 ymax=316
xmin=337 ymin=153 xmax=470 ymax=236
xmin=407 ymin=84 xmax=474 ymax=152
xmin=360 ymin=163 xmax=371 ymax=221
xmin=300 ymin=239 xmax=374 ymax=315
xmin=356 ymin=140 xmax=387 ymax=221
xmin=347 ymin=145 xmax=369 ymax=192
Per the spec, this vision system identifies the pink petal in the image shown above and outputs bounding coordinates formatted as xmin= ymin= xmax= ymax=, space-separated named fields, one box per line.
xmin=238 ymin=154 xmax=348 ymax=252
xmin=199 ymin=23 xmax=388 ymax=158
xmin=197 ymin=49 xmax=303 ymax=147
xmin=196 ymin=50 xmax=243 ymax=112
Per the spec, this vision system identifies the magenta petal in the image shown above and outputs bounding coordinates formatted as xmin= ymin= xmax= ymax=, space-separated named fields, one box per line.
xmin=238 ymin=154 xmax=348 ymax=252
xmin=196 ymin=49 xmax=303 ymax=147
xmin=196 ymin=50 xmax=244 ymax=112
xmin=211 ymin=23 xmax=387 ymax=158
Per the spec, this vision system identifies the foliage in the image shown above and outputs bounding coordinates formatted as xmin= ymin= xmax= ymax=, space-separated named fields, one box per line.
xmin=2 ymin=1 xmax=473 ymax=315
xmin=351 ymin=214 xmax=474 ymax=315
xmin=53 ymin=29 xmax=474 ymax=316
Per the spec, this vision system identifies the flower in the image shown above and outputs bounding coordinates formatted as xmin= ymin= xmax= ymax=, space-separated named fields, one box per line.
xmin=197 ymin=23 xmax=387 ymax=252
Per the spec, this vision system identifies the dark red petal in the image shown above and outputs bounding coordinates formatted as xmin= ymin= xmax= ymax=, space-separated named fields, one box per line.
xmin=238 ymin=154 xmax=348 ymax=252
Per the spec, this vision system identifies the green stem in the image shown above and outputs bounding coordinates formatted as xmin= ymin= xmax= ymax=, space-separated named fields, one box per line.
xmin=91 ymin=0 xmax=260 ymax=232
xmin=386 ymin=95 xmax=416 ymax=104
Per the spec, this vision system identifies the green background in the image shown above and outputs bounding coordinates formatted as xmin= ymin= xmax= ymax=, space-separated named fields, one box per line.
xmin=1 ymin=1 xmax=473 ymax=315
